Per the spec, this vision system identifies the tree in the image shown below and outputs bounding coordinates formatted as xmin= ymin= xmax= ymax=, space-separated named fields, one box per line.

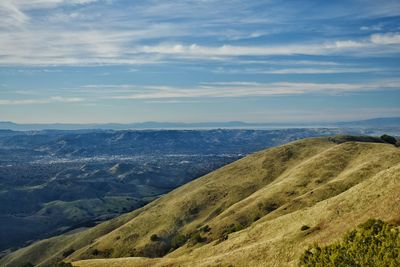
xmin=300 ymin=219 xmax=400 ymax=266
xmin=150 ymin=234 xmax=159 ymax=242
xmin=381 ymin=134 xmax=397 ymax=145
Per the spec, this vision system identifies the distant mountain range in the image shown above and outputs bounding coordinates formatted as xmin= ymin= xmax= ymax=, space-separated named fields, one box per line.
xmin=333 ymin=117 xmax=400 ymax=127
xmin=0 ymin=117 xmax=399 ymax=131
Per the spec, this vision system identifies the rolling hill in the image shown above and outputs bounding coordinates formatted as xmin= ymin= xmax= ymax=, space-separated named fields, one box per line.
xmin=1 ymin=128 xmax=345 ymax=251
xmin=1 ymin=136 xmax=399 ymax=267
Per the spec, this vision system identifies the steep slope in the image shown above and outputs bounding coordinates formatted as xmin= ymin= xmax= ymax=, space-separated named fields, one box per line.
xmin=1 ymin=128 xmax=345 ymax=251
xmin=1 ymin=136 xmax=399 ymax=267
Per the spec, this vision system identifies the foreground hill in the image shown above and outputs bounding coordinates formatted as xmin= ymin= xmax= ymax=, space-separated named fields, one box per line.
xmin=1 ymin=136 xmax=399 ymax=267
xmin=1 ymin=128 xmax=346 ymax=251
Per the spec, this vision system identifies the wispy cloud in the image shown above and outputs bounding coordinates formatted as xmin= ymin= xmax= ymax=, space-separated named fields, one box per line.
xmin=213 ymin=67 xmax=383 ymax=75
xmin=1 ymin=33 xmax=399 ymax=66
xmin=0 ymin=96 xmax=85 ymax=105
xmin=0 ymin=0 xmax=399 ymax=123
xmin=102 ymin=80 xmax=400 ymax=100
xmin=0 ymin=0 xmax=399 ymax=66
xmin=138 ymin=34 xmax=400 ymax=58
xmin=370 ymin=32 xmax=400 ymax=44
xmin=0 ymin=0 xmax=100 ymax=27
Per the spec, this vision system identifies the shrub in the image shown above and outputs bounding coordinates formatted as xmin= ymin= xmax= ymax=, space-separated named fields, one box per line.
xmin=329 ymin=135 xmax=383 ymax=144
xmin=190 ymin=232 xmax=207 ymax=244
xmin=253 ymin=214 xmax=261 ymax=222
xmin=55 ymin=262 xmax=73 ymax=267
xmin=217 ymin=222 xmax=245 ymax=242
xmin=381 ymin=134 xmax=397 ymax=145
xmin=300 ymin=225 xmax=310 ymax=231
xmin=139 ymin=241 xmax=170 ymax=258
xmin=150 ymin=234 xmax=159 ymax=242
xmin=200 ymin=225 xmax=211 ymax=233
xmin=62 ymin=248 xmax=75 ymax=257
xmin=171 ymin=234 xmax=188 ymax=249
xmin=263 ymin=202 xmax=280 ymax=212
xmin=91 ymin=248 xmax=113 ymax=258
xmin=300 ymin=219 xmax=400 ymax=266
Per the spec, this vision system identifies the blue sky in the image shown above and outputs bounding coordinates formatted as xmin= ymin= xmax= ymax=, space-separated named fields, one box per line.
xmin=0 ymin=0 xmax=399 ymax=123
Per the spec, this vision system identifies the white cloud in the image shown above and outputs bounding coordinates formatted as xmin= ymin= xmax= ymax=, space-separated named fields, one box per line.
xmin=325 ymin=40 xmax=367 ymax=49
xmin=360 ymin=24 xmax=383 ymax=31
xmin=133 ymin=37 xmax=399 ymax=60
xmin=370 ymin=32 xmax=400 ymax=44
xmin=105 ymin=80 xmax=400 ymax=100
xmin=268 ymin=68 xmax=378 ymax=74
xmin=0 ymin=33 xmax=399 ymax=65
xmin=0 ymin=96 xmax=85 ymax=105
xmin=4 ymin=0 xmax=99 ymax=10
xmin=0 ymin=0 xmax=100 ymax=27
xmin=0 ymin=1 xmax=29 ymax=26
xmin=213 ymin=67 xmax=382 ymax=75
xmin=0 ymin=0 xmax=399 ymax=66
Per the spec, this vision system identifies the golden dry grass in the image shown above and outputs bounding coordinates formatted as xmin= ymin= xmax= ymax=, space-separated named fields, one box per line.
xmin=2 ymin=137 xmax=399 ymax=267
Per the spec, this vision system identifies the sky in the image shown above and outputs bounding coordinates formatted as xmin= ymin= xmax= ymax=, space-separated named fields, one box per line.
xmin=0 ymin=0 xmax=399 ymax=123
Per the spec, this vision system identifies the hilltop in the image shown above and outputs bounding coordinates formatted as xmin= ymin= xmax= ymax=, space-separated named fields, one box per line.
xmin=1 ymin=136 xmax=399 ymax=267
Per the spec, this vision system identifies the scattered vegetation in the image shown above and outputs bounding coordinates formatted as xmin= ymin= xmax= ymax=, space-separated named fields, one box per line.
xmin=200 ymin=225 xmax=211 ymax=233
xmin=150 ymin=234 xmax=159 ymax=242
xmin=91 ymin=248 xmax=113 ymax=258
xmin=139 ymin=241 xmax=170 ymax=258
xmin=62 ymin=248 xmax=75 ymax=257
xmin=217 ymin=223 xmax=246 ymax=242
xmin=171 ymin=234 xmax=189 ymax=249
xmin=190 ymin=232 xmax=207 ymax=244
xmin=381 ymin=134 xmax=397 ymax=145
xmin=55 ymin=262 xmax=73 ymax=267
xmin=300 ymin=219 xmax=400 ymax=266
xmin=300 ymin=225 xmax=310 ymax=231
xmin=329 ymin=135 xmax=383 ymax=144
xmin=329 ymin=134 xmax=399 ymax=147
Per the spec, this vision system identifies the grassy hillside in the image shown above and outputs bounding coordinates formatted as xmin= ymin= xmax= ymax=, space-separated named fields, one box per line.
xmin=1 ymin=136 xmax=399 ymax=267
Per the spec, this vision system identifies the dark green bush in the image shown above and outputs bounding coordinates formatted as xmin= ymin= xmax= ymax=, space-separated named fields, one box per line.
xmin=300 ymin=219 xmax=400 ymax=267
xmin=55 ymin=262 xmax=73 ymax=267
xmin=190 ymin=232 xmax=207 ymax=244
xmin=381 ymin=134 xmax=397 ymax=145
xmin=301 ymin=225 xmax=310 ymax=231
xmin=62 ymin=248 xmax=75 ymax=257
xmin=221 ymin=223 xmax=245 ymax=237
xmin=150 ymin=234 xmax=159 ymax=242
xmin=139 ymin=241 xmax=170 ymax=258
xmin=200 ymin=225 xmax=211 ymax=233
xmin=171 ymin=234 xmax=188 ymax=249
xmin=90 ymin=248 xmax=113 ymax=258
xmin=329 ymin=135 xmax=383 ymax=144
